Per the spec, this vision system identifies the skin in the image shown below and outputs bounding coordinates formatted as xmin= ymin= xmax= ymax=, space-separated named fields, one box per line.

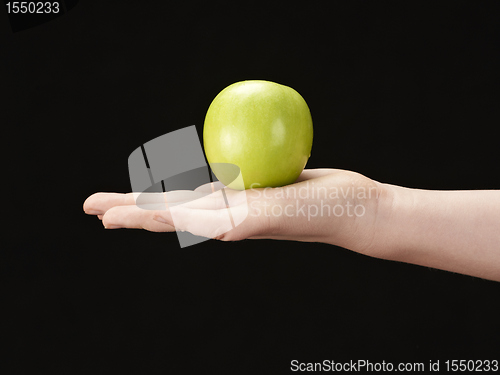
xmin=83 ymin=169 xmax=500 ymax=282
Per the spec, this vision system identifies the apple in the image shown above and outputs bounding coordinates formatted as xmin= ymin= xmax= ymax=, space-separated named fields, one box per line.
xmin=203 ymin=80 xmax=313 ymax=190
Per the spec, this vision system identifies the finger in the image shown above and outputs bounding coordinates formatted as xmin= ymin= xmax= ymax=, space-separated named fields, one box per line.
xmin=172 ymin=191 xmax=228 ymax=210
xmin=102 ymin=204 xmax=175 ymax=232
xmin=154 ymin=204 xmax=257 ymax=241
xmin=84 ymin=192 xmax=136 ymax=215
xmin=137 ymin=191 xmax=211 ymax=210
xmin=194 ymin=181 xmax=225 ymax=193
xmin=84 ymin=191 xmax=209 ymax=215
xmin=177 ymin=188 xmax=250 ymax=211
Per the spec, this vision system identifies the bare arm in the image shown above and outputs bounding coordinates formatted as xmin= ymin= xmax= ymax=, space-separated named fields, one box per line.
xmin=370 ymin=184 xmax=500 ymax=282
xmin=84 ymin=169 xmax=500 ymax=282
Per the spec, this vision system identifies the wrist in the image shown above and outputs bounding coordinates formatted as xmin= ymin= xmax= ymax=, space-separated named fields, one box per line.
xmin=359 ymin=180 xmax=402 ymax=259
xmin=323 ymin=172 xmax=395 ymax=255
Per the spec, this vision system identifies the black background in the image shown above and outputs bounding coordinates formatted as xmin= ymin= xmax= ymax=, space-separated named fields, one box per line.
xmin=2 ymin=1 xmax=499 ymax=373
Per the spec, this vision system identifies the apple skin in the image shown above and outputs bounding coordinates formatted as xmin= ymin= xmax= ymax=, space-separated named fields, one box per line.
xmin=203 ymin=80 xmax=313 ymax=190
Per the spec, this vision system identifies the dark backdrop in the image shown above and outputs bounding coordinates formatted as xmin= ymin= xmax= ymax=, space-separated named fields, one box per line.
xmin=2 ymin=1 xmax=499 ymax=373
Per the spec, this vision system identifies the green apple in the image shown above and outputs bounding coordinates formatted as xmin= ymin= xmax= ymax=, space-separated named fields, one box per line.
xmin=203 ymin=80 xmax=313 ymax=190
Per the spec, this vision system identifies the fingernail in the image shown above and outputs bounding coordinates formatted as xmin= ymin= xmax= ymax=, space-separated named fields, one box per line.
xmin=104 ymin=224 xmax=121 ymax=229
xmin=153 ymin=215 xmax=170 ymax=224
xmin=86 ymin=209 xmax=103 ymax=215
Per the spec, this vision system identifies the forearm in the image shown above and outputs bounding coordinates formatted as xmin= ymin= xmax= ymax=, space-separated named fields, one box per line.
xmin=371 ymin=184 xmax=500 ymax=282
